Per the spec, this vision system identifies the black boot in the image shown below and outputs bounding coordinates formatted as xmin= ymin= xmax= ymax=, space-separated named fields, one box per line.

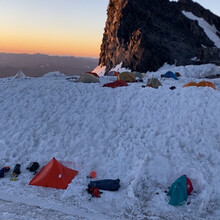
xmin=12 ymin=164 xmax=21 ymax=176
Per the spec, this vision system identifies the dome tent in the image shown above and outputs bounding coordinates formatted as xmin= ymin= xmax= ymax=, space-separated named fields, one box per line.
xmin=183 ymin=82 xmax=198 ymax=87
xmin=118 ymin=72 xmax=136 ymax=82
xmin=168 ymin=175 xmax=193 ymax=206
xmin=183 ymin=81 xmax=216 ymax=90
xmin=133 ymin=71 xmax=145 ymax=80
xmin=197 ymin=81 xmax=216 ymax=90
xmin=76 ymin=73 xmax=100 ymax=83
xmin=146 ymin=78 xmax=162 ymax=89
xmin=85 ymin=72 xmax=99 ymax=78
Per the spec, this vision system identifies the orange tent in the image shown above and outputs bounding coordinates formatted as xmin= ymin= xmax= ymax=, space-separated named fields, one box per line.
xmin=183 ymin=81 xmax=216 ymax=90
xmin=29 ymin=157 xmax=78 ymax=189
xmin=183 ymin=82 xmax=197 ymax=88
xmin=197 ymin=81 xmax=216 ymax=90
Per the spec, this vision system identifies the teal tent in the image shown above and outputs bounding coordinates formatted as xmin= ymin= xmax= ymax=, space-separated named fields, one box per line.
xmin=168 ymin=175 xmax=188 ymax=206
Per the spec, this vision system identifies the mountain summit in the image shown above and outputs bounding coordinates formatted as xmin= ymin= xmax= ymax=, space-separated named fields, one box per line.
xmin=99 ymin=0 xmax=220 ymax=74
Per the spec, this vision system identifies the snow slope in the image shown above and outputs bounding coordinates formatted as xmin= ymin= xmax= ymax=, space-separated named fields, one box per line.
xmin=0 ymin=64 xmax=220 ymax=220
xmin=182 ymin=11 xmax=220 ymax=48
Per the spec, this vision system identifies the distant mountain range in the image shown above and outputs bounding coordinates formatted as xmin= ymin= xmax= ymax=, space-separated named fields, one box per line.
xmin=0 ymin=53 xmax=98 ymax=78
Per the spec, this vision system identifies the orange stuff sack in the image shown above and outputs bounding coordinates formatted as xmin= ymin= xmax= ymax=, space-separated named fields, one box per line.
xmin=89 ymin=171 xmax=97 ymax=178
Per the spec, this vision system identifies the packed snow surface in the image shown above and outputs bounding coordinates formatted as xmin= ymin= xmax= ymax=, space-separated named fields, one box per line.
xmin=0 ymin=64 xmax=220 ymax=220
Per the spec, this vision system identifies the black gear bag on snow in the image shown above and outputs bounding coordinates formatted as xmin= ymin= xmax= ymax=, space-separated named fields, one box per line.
xmin=27 ymin=162 xmax=40 ymax=174
xmin=88 ymin=179 xmax=120 ymax=191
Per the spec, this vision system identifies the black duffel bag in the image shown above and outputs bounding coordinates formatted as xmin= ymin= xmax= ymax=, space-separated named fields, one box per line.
xmin=88 ymin=179 xmax=120 ymax=191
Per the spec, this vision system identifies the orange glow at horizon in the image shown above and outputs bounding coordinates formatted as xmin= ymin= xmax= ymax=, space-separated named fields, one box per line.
xmin=0 ymin=1 xmax=109 ymax=58
xmin=0 ymin=32 xmax=101 ymax=57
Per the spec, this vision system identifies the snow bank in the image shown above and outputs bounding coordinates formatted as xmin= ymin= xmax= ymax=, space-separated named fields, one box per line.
xmin=0 ymin=64 xmax=219 ymax=219
xmin=43 ymin=71 xmax=66 ymax=77
xmin=92 ymin=65 xmax=106 ymax=76
xmin=109 ymin=62 xmax=131 ymax=73
xmin=93 ymin=62 xmax=132 ymax=76
xmin=148 ymin=63 xmax=220 ymax=78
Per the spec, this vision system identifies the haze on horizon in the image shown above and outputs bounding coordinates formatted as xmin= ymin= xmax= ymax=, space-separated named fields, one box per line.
xmin=0 ymin=0 xmax=219 ymax=58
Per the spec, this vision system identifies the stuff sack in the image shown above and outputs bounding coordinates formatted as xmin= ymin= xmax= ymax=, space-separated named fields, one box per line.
xmin=0 ymin=166 xmax=10 ymax=178
xmin=88 ymin=179 xmax=120 ymax=191
xmin=103 ymin=80 xmax=128 ymax=88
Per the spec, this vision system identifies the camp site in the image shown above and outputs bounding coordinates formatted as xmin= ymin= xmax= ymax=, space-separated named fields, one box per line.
xmin=0 ymin=62 xmax=219 ymax=220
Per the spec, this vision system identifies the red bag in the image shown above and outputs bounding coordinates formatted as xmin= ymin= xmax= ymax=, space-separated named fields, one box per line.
xmin=185 ymin=175 xmax=193 ymax=195
xmin=88 ymin=187 xmax=101 ymax=198
xmin=103 ymin=80 xmax=128 ymax=88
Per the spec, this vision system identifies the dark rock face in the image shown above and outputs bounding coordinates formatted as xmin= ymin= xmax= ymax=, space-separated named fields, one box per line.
xmin=99 ymin=0 xmax=220 ymax=73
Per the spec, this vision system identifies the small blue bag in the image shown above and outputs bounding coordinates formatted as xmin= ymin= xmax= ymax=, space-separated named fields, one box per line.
xmin=0 ymin=167 xmax=10 ymax=178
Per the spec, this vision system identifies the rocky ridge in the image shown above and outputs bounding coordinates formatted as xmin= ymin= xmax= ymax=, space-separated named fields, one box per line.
xmin=99 ymin=0 xmax=220 ymax=73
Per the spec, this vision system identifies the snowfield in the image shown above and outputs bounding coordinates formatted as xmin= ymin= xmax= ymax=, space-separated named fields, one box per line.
xmin=0 ymin=64 xmax=220 ymax=220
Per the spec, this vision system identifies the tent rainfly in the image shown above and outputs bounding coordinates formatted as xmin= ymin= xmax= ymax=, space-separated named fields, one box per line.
xmin=29 ymin=157 xmax=78 ymax=189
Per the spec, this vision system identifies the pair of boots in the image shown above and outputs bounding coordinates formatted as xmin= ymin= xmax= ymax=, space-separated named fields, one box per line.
xmin=12 ymin=162 xmax=39 ymax=176
xmin=11 ymin=162 xmax=39 ymax=180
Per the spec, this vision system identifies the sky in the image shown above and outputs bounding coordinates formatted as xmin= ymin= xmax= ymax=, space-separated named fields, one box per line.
xmin=0 ymin=0 xmax=219 ymax=58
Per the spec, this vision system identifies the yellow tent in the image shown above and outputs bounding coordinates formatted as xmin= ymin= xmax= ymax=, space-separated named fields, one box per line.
xmin=118 ymin=72 xmax=136 ymax=82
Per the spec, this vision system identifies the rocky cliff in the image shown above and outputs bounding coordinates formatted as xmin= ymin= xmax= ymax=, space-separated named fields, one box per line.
xmin=99 ymin=0 xmax=220 ymax=73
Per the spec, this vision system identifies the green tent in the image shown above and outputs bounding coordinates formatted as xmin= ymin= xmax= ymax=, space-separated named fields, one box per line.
xmin=76 ymin=73 xmax=100 ymax=83
xmin=133 ymin=71 xmax=145 ymax=80
xmin=147 ymin=78 xmax=162 ymax=89
xmin=168 ymin=175 xmax=188 ymax=206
